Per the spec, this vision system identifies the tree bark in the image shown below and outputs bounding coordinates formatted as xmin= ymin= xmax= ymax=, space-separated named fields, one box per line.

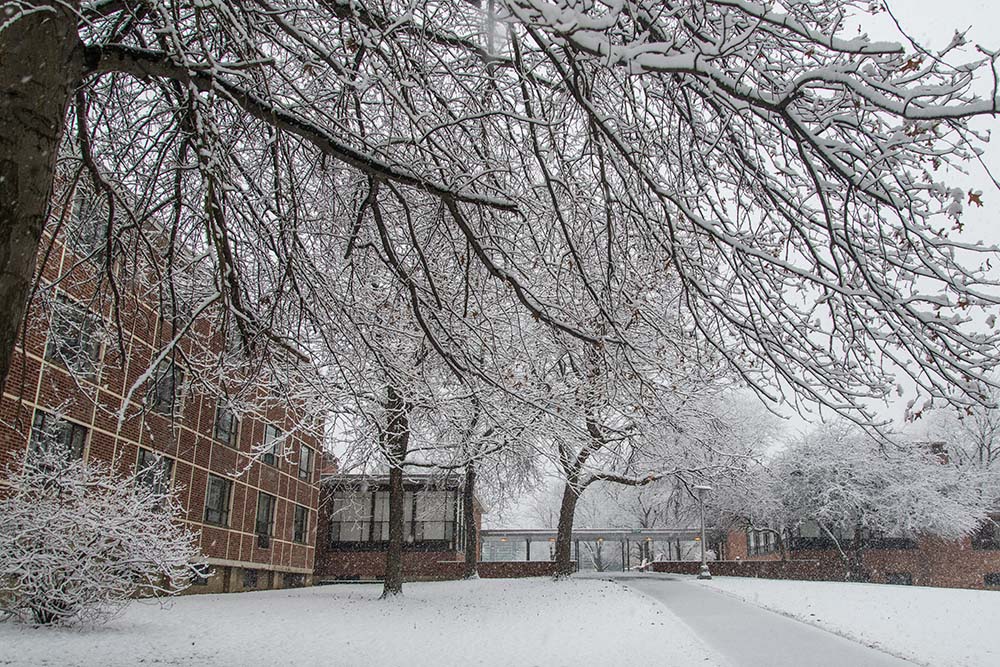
xmin=0 ymin=1 xmax=83 ymax=392
xmin=462 ymin=460 xmax=479 ymax=579
xmin=553 ymin=482 xmax=579 ymax=578
xmin=381 ymin=386 xmax=409 ymax=598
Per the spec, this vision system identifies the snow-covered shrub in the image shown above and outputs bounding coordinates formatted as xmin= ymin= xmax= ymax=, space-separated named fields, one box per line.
xmin=0 ymin=439 xmax=201 ymax=625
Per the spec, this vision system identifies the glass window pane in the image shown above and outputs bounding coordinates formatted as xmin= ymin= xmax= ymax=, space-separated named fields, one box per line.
xmin=214 ymin=399 xmax=238 ymax=447
xmin=46 ymin=297 xmax=101 ymax=378
xmin=373 ymin=492 xmax=390 ymax=521
xmin=29 ymin=410 xmax=86 ymax=459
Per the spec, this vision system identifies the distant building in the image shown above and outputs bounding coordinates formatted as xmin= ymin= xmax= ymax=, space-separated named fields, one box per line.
xmin=718 ymin=516 xmax=1000 ymax=590
xmin=314 ymin=473 xmax=482 ymax=582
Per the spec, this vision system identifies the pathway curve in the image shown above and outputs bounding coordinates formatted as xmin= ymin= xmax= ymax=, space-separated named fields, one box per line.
xmin=611 ymin=574 xmax=918 ymax=667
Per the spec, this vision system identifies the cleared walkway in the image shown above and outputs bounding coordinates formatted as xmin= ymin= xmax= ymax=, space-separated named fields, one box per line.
xmin=615 ymin=575 xmax=917 ymax=667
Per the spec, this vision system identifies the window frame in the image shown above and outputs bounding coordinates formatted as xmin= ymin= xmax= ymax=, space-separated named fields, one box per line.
xmin=262 ymin=424 xmax=281 ymax=466
xmin=150 ymin=359 xmax=185 ymax=416
xmin=298 ymin=443 xmax=314 ymax=481
xmin=293 ymin=504 xmax=309 ymax=544
xmin=972 ymin=518 xmax=1000 ymax=550
xmin=255 ymin=491 xmax=277 ymax=538
xmin=29 ymin=409 xmax=88 ymax=459
xmin=204 ymin=474 xmax=233 ymax=527
xmin=45 ymin=295 xmax=103 ymax=380
xmin=327 ymin=487 xmax=459 ymax=551
xmin=135 ymin=447 xmax=175 ymax=496
xmin=213 ymin=398 xmax=240 ymax=448
xmin=67 ymin=182 xmax=110 ymax=264
xmin=886 ymin=572 xmax=914 ymax=586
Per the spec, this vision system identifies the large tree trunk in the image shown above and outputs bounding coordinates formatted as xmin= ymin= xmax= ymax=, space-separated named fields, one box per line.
xmin=462 ymin=460 xmax=479 ymax=579
xmin=381 ymin=386 xmax=409 ymax=598
xmin=0 ymin=1 xmax=83 ymax=392
xmin=553 ymin=482 xmax=579 ymax=578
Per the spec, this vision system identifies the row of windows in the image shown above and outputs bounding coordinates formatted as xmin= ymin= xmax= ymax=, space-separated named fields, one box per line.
xmin=28 ymin=373 xmax=316 ymax=480
xmin=27 ymin=410 xmax=313 ymax=546
xmin=205 ymin=474 xmax=310 ymax=545
xmin=746 ymin=530 xmax=780 ymax=557
xmin=327 ymin=490 xmax=464 ymax=549
xmin=45 ymin=294 xmax=178 ymax=410
xmin=43 ymin=293 xmax=316 ymax=479
xmin=213 ymin=403 xmax=315 ymax=478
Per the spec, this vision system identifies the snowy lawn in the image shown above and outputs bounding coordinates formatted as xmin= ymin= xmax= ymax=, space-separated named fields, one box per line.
xmin=700 ymin=576 xmax=1000 ymax=667
xmin=0 ymin=578 xmax=721 ymax=666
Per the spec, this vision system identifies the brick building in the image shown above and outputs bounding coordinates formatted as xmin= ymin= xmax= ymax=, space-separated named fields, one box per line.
xmin=315 ymin=474 xmax=482 ymax=582
xmin=0 ymin=190 xmax=323 ymax=594
xmin=719 ymin=519 xmax=1000 ymax=590
xmin=652 ymin=518 xmax=1000 ymax=590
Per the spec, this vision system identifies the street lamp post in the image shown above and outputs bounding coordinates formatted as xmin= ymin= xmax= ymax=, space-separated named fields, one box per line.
xmin=694 ymin=485 xmax=713 ymax=580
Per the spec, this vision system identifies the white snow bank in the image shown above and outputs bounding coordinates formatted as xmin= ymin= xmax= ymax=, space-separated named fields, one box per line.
xmin=0 ymin=578 xmax=722 ymax=666
xmin=700 ymin=577 xmax=1000 ymax=667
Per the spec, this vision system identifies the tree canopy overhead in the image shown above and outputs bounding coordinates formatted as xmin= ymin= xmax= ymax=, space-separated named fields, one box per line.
xmin=3 ymin=0 xmax=1000 ymax=423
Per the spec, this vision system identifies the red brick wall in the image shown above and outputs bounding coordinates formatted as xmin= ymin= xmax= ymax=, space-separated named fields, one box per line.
xmin=316 ymin=554 xmax=570 ymax=582
xmin=652 ymin=559 xmax=849 ymax=581
xmin=673 ymin=532 xmax=1000 ymax=590
xmin=0 ymin=233 xmax=323 ymax=590
xmin=477 ymin=561 xmax=567 ymax=578
xmin=317 ymin=550 xmax=465 ymax=581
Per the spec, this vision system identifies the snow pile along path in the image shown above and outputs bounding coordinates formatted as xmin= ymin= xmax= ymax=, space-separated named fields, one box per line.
xmin=0 ymin=578 xmax=723 ymax=666
xmin=700 ymin=577 xmax=1000 ymax=667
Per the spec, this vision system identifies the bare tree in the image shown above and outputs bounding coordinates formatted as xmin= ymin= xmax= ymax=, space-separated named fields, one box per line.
xmin=2 ymin=1 xmax=1000 ymax=428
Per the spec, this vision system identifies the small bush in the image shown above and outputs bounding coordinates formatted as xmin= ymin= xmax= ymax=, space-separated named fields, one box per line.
xmin=0 ymin=441 xmax=201 ymax=625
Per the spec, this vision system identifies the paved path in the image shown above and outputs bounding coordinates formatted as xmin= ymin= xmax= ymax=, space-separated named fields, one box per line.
xmin=615 ymin=575 xmax=917 ymax=667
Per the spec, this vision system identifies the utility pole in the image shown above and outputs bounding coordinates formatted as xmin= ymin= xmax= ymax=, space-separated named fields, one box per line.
xmin=694 ymin=485 xmax=713 ymax=580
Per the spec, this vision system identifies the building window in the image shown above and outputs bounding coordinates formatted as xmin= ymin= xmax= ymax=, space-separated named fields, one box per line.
xmin=150 ymin=360 xmax=184 ymax=415
xmin=328 ymin=488 xmax=458 ymax=549
xmin=262 ymin=424 xmax=281 ymax=466
xmin=747 ymin=529 xmax=779 ymax=557
xmin=135 ymin=448 xmax=174 ymax=495
xmin=204 ymin=474 xmax=232 ymax=526
xmin=213 ymin=399 xmax=239 ymax=448
xmin=255 ymin=492 xmax=277 ymax=546
xmin=414 ymin=490 xmax=456 ymax=542
xmin=972 ymin=519 xmax=1000 ymax=550
xmin=67 ymin=183 xmax=109 ymax=263
xmin=45 ymin=296 xmax=102 ymax=379
xmin=985 ymin=573 xmax=1000 ymax=587
xmin=242 ymin=568 xmax=258 ymax=590
xmin=293 ymin=504 xmax=309 ymax=544
xmin=329 ymin=491 xmax=375 ymax=543
xmin=29 ymin=409 xmax=87 ymax=459
xmin=886 ymin=572 xmax=913 ymax=586
xmin=191 ymin=564 xmax=211 ymax=586
xmin=298 ymin=444 xmax=314 ymax=481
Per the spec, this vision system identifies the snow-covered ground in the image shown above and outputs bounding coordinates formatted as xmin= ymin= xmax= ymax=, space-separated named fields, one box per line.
xmin=0 ymin=578 xmax=722 ymax=666
xmin=700 ymin=576 xmax=1000 ymax=667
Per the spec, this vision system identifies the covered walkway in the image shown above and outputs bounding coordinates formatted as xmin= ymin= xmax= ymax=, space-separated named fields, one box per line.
xmin=481 ymin=527 xmax=711 ymax=571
